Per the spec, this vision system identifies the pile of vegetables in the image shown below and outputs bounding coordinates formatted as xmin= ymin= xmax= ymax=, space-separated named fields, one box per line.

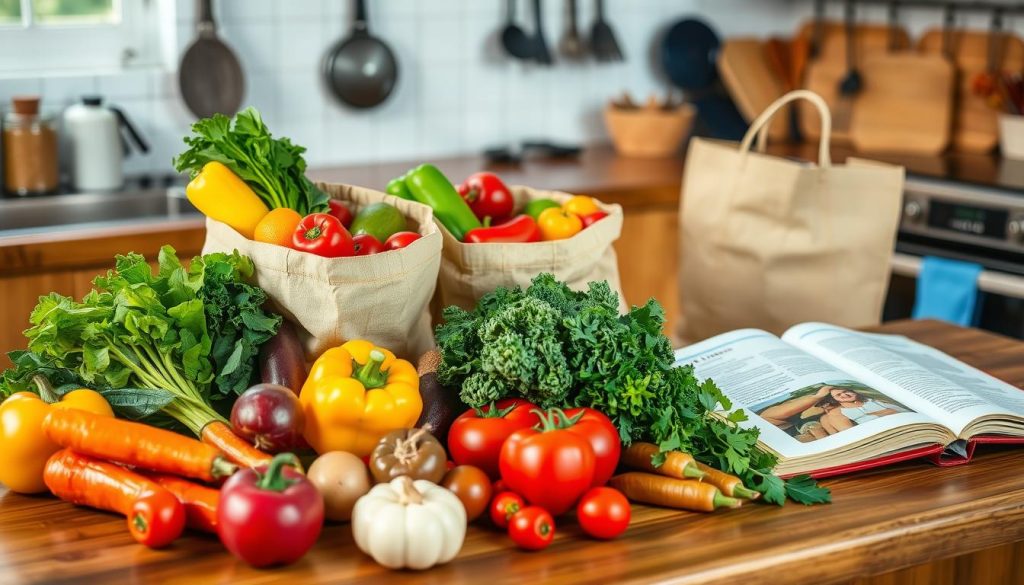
xmin=435 ymin=274 xmax=831 ymax=505
xmin=173 ymin=107 xmax=422 ymax=258
xmin=386 ymin=167 xmax=608 ymax=243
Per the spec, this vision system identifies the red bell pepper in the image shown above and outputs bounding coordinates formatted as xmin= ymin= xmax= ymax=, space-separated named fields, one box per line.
xmin=292 ymin=213 xmax=354 ymax=258
xmin=463 ymin=215 xmax=540 ymax=244
xmin=457 ymin=172 xmax=515 ymax=224
xmin=217 ymin=453 xmax=324 ymax=568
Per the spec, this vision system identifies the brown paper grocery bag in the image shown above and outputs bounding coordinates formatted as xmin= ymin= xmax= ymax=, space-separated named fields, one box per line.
xmin=202 ymin=183 xmax=442 ymax=360
xmin=677 ymin=90 xmax=905 ymax=343
xmin=436 ymin=186 xmax=627 ymax=315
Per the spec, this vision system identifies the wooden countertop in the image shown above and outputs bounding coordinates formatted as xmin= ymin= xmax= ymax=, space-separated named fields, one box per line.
xmin=2 ymin=319 xmax=1023 ymax=585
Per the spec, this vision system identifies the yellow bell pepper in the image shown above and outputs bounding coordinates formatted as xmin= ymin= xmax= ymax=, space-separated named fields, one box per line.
xmin=300 ymin=340 xmax=422 ymax=457
xmin=0 ymin=376 xmax=113 ymax=493
xmin=186 ymin=161 xmax=270 ymax=239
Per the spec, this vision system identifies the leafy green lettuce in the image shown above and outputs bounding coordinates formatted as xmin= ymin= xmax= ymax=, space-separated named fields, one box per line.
xmin=0 ymin=246 xmax=280 ymax=433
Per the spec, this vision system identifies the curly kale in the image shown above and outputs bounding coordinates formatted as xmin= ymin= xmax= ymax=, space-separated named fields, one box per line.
xmin=434 ymin=273 xmax=831 ymax=505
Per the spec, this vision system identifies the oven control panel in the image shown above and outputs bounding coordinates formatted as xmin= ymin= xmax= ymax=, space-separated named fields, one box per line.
xmin=900 ymin=178 xmax=1024 ymax=252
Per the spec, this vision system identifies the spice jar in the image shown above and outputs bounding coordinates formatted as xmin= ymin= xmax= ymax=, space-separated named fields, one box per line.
xmin=3 ymin=96 xmax=59 ymax=195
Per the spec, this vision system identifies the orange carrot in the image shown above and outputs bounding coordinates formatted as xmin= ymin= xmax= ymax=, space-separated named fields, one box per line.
xmin=696 ymin=462 xmax=760 ymax=499
xmin=201 ymin=421 xmax=273 ymax=469
xmin=42 ymin=409 xmax=236 ymax=482
xmin=44 ymin=449 xmax=186 ymax=548
xmin=621 ymin=442 xmax=705 ymax=480
xmin=609 ymin=472 xmax=741 ymax=512
xmin=146 ymin=473 xmax=220 ymax=533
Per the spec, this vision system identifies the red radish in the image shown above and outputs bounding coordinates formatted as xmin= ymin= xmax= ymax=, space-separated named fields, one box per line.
xmin=352 ymin=233 xmax=384 ymax=256
xmin=230 ymin=384 xmax=305 ymax=453
xmin=384 ymin=231 xmax=422 ymax=250
xmin=328 ymin=200 xmax=353 ymax=228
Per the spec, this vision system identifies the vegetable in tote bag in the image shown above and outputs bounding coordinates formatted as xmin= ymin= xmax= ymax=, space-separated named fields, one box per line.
xmin=677 ymin=90 xmax=905 ymax=343
xmin=202 ymin=183 xmax=442 ymax=360
xmin=435 ymin=186 xmax=627 ymax=315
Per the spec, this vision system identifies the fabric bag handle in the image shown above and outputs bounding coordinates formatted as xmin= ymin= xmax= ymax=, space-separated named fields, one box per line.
xmin=739 ymin=89 xmax=833 ymax=168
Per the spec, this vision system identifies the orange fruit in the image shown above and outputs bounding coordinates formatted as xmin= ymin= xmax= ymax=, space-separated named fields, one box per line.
xmin=562 ymin=195 xmax=601 ymax=217
xmin=254 ymin=208 xmax=302 ymax=247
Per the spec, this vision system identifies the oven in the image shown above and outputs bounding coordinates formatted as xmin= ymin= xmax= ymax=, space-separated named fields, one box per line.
xmin=884 ymin=172 xmax=1024 ymax=339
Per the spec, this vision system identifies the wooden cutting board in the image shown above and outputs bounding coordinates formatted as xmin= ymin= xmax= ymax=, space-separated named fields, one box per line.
xmin=798 ymin=21 xmax=912 ymax=143
xmin=849 ymin=53 xmax=955 ymax=155
xmin=717 ymin=38 xmax=788 ymax=142
xmin=919 ymin=29 xmax=1024 ymax=152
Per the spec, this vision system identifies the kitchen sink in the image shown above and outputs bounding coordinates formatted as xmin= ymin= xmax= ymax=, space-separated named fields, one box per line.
xmin=0 ymin=188 xmax=201 ymax=237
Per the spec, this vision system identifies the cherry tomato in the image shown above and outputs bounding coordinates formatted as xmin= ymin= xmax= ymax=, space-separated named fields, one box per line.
xmin=384 ymin=231 xmax=422 ymax=251
xmin=576 ymin=487 xmax=630 ymax=540
xmin=352 ymin=233 xmax=384 ymax=256
xmin=328 ymin=200 xmax=353 ymax=228
xmin=441 ymin=465 xmax=492 ymax=522
xmin=580 ymin=211 xmax=609 ymax=228
xmin=489 ymin=491 xmax=525 ymax=529
xmin=129 ymin=490 xmax=187 ymax=549
xmin=508 ymin=506 xmax=555 ymax=551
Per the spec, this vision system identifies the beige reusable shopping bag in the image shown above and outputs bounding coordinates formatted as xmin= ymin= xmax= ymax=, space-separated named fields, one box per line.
xmin=436 ymin=186 xmax=626 ymax=315
xmin=677 ymin=90 xmax=905 ymax=343
xmin=202 ymin=183 xmax=442 ymax=360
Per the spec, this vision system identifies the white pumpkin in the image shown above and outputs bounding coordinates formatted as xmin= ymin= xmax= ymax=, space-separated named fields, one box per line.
xmin=351 ymin=476 xmax=467 ymax=570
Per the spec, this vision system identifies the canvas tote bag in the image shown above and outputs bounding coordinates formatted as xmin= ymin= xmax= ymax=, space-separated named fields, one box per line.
xmin=202 ymin=183 xmax=442 ymax=360
xmin=436 ymin=186 xmax=626 ymax=314
xmin=677 ymin=89 xmax=905 ymax=343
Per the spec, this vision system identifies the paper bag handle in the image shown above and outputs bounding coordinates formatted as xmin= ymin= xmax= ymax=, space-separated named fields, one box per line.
xmin=738 ymin=89 xmax=832 ymax=168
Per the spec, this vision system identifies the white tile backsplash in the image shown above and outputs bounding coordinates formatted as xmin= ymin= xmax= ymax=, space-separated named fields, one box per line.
xmin=5 ymin=0 xmax=859 ymax=175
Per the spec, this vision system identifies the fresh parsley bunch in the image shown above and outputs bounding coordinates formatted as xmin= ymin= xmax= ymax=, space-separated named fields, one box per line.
xmin=435 ymin=274 xmax=830 ymax=505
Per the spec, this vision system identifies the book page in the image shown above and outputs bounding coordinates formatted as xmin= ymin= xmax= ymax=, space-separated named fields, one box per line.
xmin=783 ymin=323 xmax=1024 ymax=436
xmin=674 ymin=329 xmax=937 ymax=460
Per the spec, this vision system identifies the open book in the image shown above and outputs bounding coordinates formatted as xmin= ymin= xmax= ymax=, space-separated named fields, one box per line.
xmin=674 ymin=323 xmax=1024 ymax=478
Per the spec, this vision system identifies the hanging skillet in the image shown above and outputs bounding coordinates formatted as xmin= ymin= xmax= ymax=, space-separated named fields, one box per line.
xmin=323 ymin=0 xmax=399 ymax=109
xmin=179 ymin=0 xmax=245 ymax=119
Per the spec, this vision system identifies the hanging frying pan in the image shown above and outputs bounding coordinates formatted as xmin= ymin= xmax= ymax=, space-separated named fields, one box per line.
xmin=323 ymin=0 xmax=399 ymax=109
xmin=178 ymin=0 xmax=245 ymax=119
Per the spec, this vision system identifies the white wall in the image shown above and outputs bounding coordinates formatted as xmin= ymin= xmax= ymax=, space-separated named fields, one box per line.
xmin=0 ymin=0 xmax=810 ymax=177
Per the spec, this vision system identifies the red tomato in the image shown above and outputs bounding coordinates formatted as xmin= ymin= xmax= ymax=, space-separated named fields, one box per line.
xmin=457 ymin=172 xmax=515 ymax=224
xmin=129 ymin=490 xmax=187 ymax=548
xmin=580 ymin=211 xmax=609 ymax=228
xmin=489 ymin=491 xmax=525 ymax=529
xmin=499 ymin=410 xmax=596 ymax=516
xmin=384 ymin=231 xmax=422 ymax=250
xmin=508 ymin=507 xmax=555 ymax=551
xmin=352 ymin=233 xmax=384 ymax=256
xmin=560 ymin=407 xmax=621 ymax=487
xmin=448 ymin=399 xmax=540 ymax=480
xmin=328 ymin=200 xmax=353 ymax=228
xmin=291 ymin=213 xmax=354 ymax=258
xmin=576 ymin=487 xmax=630 ymax=540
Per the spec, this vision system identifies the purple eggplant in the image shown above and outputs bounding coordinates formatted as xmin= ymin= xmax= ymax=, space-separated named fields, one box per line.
xmin=259 ymin=320 xmax=308 ymax=395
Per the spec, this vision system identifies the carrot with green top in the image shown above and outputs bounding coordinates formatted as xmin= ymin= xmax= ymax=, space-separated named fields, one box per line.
xmin=42 ymin=408 xmax=236 ymax=482
xmin=621 ymin=442 xmax=706 ymax=479
xmin=609 ymin=472 xmax=741 ymax=512
xmin=696 ymin=462 xmax=760 ymax=499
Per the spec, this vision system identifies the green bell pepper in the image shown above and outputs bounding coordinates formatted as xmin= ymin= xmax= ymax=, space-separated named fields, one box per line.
xmin=401 ymin=164 xmax=482 ymax=241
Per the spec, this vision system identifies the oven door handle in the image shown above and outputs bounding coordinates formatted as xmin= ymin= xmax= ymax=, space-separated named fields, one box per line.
xmin=891 ymin=253 xmax=1024 ymax=300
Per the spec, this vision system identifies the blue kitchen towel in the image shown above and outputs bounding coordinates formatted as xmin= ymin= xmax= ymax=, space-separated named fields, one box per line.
xmin=911 ymin=256 xmax=984 ymax=326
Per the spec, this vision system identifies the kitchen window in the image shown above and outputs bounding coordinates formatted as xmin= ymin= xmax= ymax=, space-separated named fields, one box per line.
xmin=0 ymin=0 xmax=162 ymax=73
